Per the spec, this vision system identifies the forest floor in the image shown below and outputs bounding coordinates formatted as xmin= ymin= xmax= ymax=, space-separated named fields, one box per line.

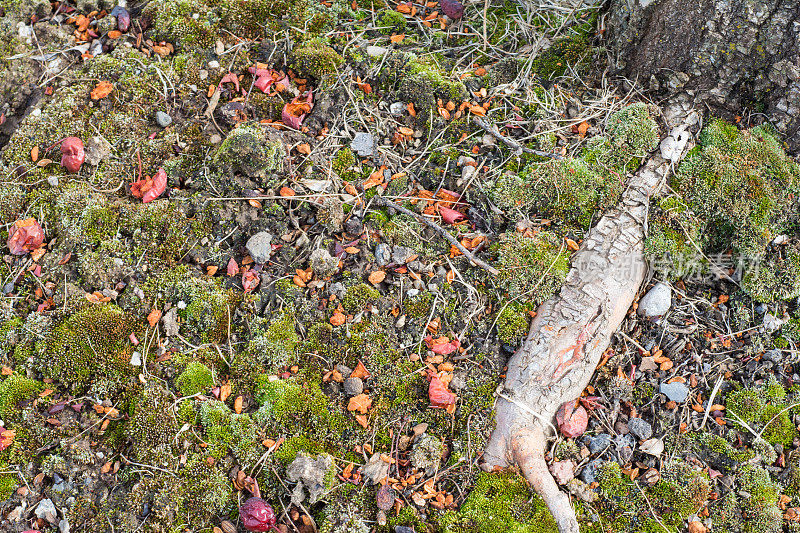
xmin=1 ymin=0 xmax=800 ymax=532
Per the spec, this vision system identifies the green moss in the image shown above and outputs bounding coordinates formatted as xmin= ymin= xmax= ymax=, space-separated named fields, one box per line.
xmin=176 ymin=362 xmax=214 ymax=396
xmin=585 ymin=103 xmax=659 ymax=173
xmin=666 ymin=120 xmax=800 ymax=301
xmin=342 ymin=283 xmax=380 ymax=313
xmin=0 ymin=374 xmax=43 ymax=420
xmin=532 ymin=35 xmax=590 ymax=79
xmin=213 ymin=122 xmax=286 ymax=187
xmin=725 ymin=380 xmax=798 ymax=446
xmin=438 ymin=472 xmax=557 ymax=532
xmin=492 ymin=231 xmax=570 ymax=302
xmin=496 ymin=301 xmax=534 ymax=345
xmin=377 ymin=9 xmax=407 ymax=34
xmin=43 ymin=304 xmax=136 ymax=392
xmin=404 ymin=291 xmax=434 ymax=319
xmin=332 ymin=147 xmax=358 ymax=181
xmin=291 ymin=39 xmax=344 ymax=81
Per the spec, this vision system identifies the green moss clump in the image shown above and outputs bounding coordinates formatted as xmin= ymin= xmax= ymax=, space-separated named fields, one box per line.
xmin=386 ymin=53 xmax=468 ymax=116
xmin=342 ymin=283 xmax=380 ymax=313
xmin=377 ymin=9 xmax=407 ymax=34
xmin=492 ymin=231 xmax=570 ymax=302
xmin=664 ymin=120 xmax=800 ymax=301
xmin=43 ymin=304 xmax=136 ymax=392
xmin=291 ymin=39 xmax=344 ymax=81
xmin=496 ymin=301 xmax=534 ymax=346
xmin=175 ymin=362 xmax=214 ymax=396
xmin=128 ymin=383 xmax=180 ymax=464
xmin=404 ymin=291 xmax=434 ymax=319
xmin=0 ymin=374 xmax=43 ymax=420
xmin=437 ymin=472 xmax=557 ymax=532
xmin=585 ymin=103 xmax=659 ymax=173
xmin=725 ymin=380 xmax=798 ymax=446
xmin=213 ymin=122 xmax=286 ymax=185
xmin=532 ymin=35 xmax=590 ymax=79
xmin=332 ymin=147 xmax=358 ymax=181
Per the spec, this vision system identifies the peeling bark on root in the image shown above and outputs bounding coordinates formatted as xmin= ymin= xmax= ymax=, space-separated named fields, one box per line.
xmin=481 ymin=105 xmax=699 ymax=533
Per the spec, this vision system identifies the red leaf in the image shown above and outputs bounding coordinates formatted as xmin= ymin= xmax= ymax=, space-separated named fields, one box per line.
xmin=282 ymin=90 xmax=313 ymax=129
xmin=439 ymin=205 xmax=466 ymax=225
xmin=249 ymin=66 xmax=291 ymax=94
xmin=426 ymin=335 xmax=460 ymax=355
xmin=130 ymin=168 xmax=167 ymax=203
xmin=60 ymin=137 xmax=84 ymax=173
xmin=242 ymin=269 xmax=260 ymax=293
xmin=556 ymin=402 xmax=588 ymax=438
xmin=227 ymin=257 xmax=239 ymax=276
xmin=219 ymin=72 xmax=241 ymax=93
xmin=428 ymin=373 xmax=456 ymax=407
xmin=7 ymin=218 xmax=44 ymax=256
xmin=143 ymin=168 xmax=167 ymax=203
xmin=0 ymin=428 xmax=15 ymax=451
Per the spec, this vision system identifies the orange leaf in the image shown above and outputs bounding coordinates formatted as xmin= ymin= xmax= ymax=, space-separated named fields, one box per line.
xmin=279 ymin=186 xmax=296 ymax=197
xmin=90 ymin=80 xmax=114 ymax=100
xmin=351 ymin=360 xmax=371 ymax=379
xmin=348 ymin=393 xmax=372 ymax=414
xmin=297 ymin=143 xmax=311 ymax=155
xmin=363 ymin=166 xmax=385 ymax=190
xmin=390 ymin=34 xmax=405 ymax=43
xmin=355 ymin=414 xmax=369 ymax=428
xmin=368 ymin=270 xmax=386 ymax=285
xmin=147 ymin=309 xmax=162 ymax=327
xmin=206 ymin=265 xmax=218 ymax=276
xmin=330 ymin=311 xmax=346 ymax=326
xmin=107 ymin=30 xmax=122 ymax=39
xmin=31 ymin=146 xmax=39 ymax=162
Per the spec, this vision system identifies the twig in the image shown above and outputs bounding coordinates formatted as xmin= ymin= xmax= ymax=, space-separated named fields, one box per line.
xmin=472 ymin=116 xmax=563 ymax=159
xmin=700 ymin=375 xmax=724 ymax=430
xmin=374 ymin=197 xmax=500 ymax=275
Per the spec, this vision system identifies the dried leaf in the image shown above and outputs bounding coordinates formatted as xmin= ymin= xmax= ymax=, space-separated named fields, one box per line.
xmin=91 ymin=80 xmax=114 ymax=100
xmin=30 ymin=146 xmax=39 ymax=162
xmin=439 ymin=206 xmax=465 ymax=225
xmin=330 ymin=311 xmax=346 ymax=326
xmin=348 ymin=393 xmax=372 ymax=414
xmin=234 ymin=395 xmax=244 ymax=414
xmin=390 ymin=34 xmax=405 ymax=43
xmin=0 ymin=429 xmax=15 ymax=451
xmin=7 ymin=218 xmax=45 ymax=256
xmin=297 ymin=143 xmax=311 ymax=155
xmin=363 ymin=167 xmax=385 ymax=190
xmin=282 ymin=90 xmax=313 ymax=129
xmin=147 ymin=309 xmax=162 ymax=327
xmin=227 ymin=257 xmax=239 ymax=276
xmin=368 ymin=270 xmax=386 ymax=285
xmin=428 ymin=372 xmax=456 ymax=407
xmin=279 ymin=186 xmax=296 ymax=197
xmin=351 ymin=360 xmax=371 ymax=379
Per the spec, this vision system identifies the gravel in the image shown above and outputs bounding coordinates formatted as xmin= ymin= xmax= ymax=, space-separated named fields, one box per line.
xmin=344 ymin=377 xmax=364 ymax=396
xmin=155 ymin=111 xmax=172 ymax=128
xmin=627 ymin=417 xmax=653 ymax=440
xmin=660 ymin=381 xmax=689 ymax=403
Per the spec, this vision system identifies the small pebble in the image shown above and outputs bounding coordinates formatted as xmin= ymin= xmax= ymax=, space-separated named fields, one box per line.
xmin=155 ymin=111 xmax=172 ymax=128
xmin=638 ymin=282 xmax=672 ymax=318
xmin=659 ymin=381 xmax=689 ymax=403
xmin=47 ymin=176 xmax=59 ymax=187
xmin=389 ymin=102 xmax=405 ymax=115
xmin=351 ymin=132 xmax=375 ymax=157
xmin=246 ymin=231 xmax=274 ymax=264
xmin=627 ymin=417 xmax=653 ymax=440
xmin=587 ymin=433 xmax=611 ymax=454
xmin=208 ymin=60 xmax=220 ymax=69
xmin=343 ymin=377 xmax=363 ymax=396
xmin=130 ymin=352 xmax=142 ymax=366
xmin=375 ymin=243 xmax=391 ymax=267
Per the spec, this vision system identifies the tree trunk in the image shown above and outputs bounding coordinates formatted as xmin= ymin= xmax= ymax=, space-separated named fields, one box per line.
xmin=481 ymin=101 xmax=698 ymax=532
xmin=605 ymin=0 xmax=800 ymax=150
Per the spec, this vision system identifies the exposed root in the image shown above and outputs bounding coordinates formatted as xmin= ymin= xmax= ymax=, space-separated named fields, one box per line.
xmin=481 ymin=99 xmax=700 ymax=533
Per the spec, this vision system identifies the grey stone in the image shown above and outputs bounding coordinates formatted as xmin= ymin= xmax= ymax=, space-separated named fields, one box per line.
xmin=390 ymin=102 xmax=405 ymax=115
xmin=59 ymin=518 xmax=70 ymax=533
xmin=588 ymin=433 xmax=612 ymax=454
xmin=47 ymin=176 xmax=59 ymax=187
xmin=310 ymin=248 xmax=339 ymax=278
xmin=351 ymin=132 xmax=375 ymax=157
xmin=162 ymin=307 xmax=179 ymax=337
xmin=392 ymin=245 xmax=415 ymax=264
xmin=155 ymin=111 xmax=172 ymax=128
xmin=579 ymin=459 xmax=601 ymax=484
xmin=396 ymin=527 xmax=415 ymax=533
xmin=375 ymin=243 xmax=392 ymax=266
xmin=84 ymin=136 xmax=112 ymax=166
xmin=659 ymin=381 xmax=689 ymax=403
xmin=638 ymin=282 xmax=671 ymax=317
xmin=343 ymin=377 xmax=364 ymax=396
xmin=336 ymin=364 xmax=353 ymax=377
xmin=246 ymin=231 xmax=273 ymax=264
xmin=129 ymin=352 xmax=142 ymax=366
xmin=286 ymin=452 xmax=334 ymax=504
xmin=627 ymin=417 xmax=652 ymax=440
xmin=410 ymin=434 xmax=444 ymax=475
xmin=366 ymin=45 xmax=388 ymax=57
xmin=36 ymin=498 xmax=58 ymax=525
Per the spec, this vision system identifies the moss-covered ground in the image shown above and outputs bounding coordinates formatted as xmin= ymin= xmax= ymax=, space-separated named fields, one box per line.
xmin=0 ymin=0 xmax=798 ymax=532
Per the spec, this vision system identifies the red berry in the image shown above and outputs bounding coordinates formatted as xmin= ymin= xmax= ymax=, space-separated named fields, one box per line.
xmin=441 ymin=0 xmax=464 ymax=19
xmin=240 ymin=497 xmax=277 ymax=532
xmin=60 ymin=136 xmax=85 ymax=173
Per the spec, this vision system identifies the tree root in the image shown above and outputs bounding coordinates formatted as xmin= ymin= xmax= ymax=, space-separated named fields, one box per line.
xmin=481 ymin=104 xmax=699 ymax=533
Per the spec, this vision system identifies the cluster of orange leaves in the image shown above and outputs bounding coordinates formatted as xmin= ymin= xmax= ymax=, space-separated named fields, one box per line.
xmin=323 ymin=361 xmax=373 ymax=428
xmin=396 ymin=1 xmax=449 ymax=30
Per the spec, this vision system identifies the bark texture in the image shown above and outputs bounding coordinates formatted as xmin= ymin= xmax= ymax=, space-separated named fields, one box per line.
xmin=606 ymin=0 xmax=800 ymax=150
xmin=481 ymin=99 xmax=699 ymax=533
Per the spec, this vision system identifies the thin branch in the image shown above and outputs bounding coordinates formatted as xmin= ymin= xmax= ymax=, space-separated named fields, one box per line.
xmin=472 ymin=116 xmax=563 ymax=159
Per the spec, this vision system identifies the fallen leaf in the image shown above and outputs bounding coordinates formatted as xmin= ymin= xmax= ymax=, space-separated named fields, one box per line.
xmin=0 ymin=429 xmax=15 ymax=451
xmin=234 ymin=395 xmax=244 ymax=414
xmin=390 ymin=34 xmax=405 ymax=43
xmin=363 ymin=167 xmax=385 ymax=190
xmin=7 ymin=218 xmax=45 ymax=256
xmin=351 ymin=360 xmax=371 ymax=379
xmin=147 ymin=309 xmax=162 ymax=327
xmin=60 ymin=137 xmax=85 ymax=173
xmin=282 ymin=90 xmax=314 ymax=129
xmin=218 ymin=72 xmax=241 ymax=93
xmin=30 ymin=146 xmax=39 ymax=162
xmin=90 ymin=80 xmax=114 ymax=100
xmin=330 ymin=311 xmax=346 ymax=326
xmin=279 ymin=186 xmax=296 ymax=197
xmin=439 ymin=205 xmax=465 ymax=224
xmin=242 ymin=269 xmax=260 ymax=293
xmin=227 ymin=257 xmax=239 ymax=276
xmin=297 ymin=143 xmax=311 ymax=155
xmin=427 ymin=372 xmax=456 ymax=407
xmin=368 ymin=270 xmax=386 ymax=285
xmin=348 ymin=393 xmax=372 ymax=414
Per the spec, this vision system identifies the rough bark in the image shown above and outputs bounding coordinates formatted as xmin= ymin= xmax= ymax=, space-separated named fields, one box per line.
xmin=605 ymin=0 xmax=800 ymax=150
xmin=481 ymin=99 xmax=699 ymax=533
